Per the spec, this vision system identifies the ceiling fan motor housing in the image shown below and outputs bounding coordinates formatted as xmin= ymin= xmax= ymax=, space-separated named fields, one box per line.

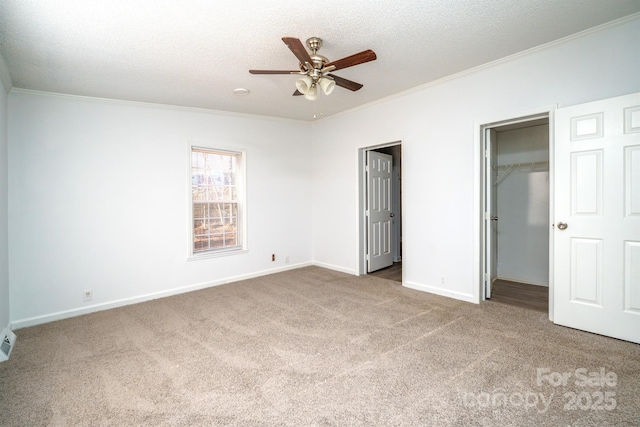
xmin=306 ymin=37 xmax=322 ymax=53
xmin=299 ymin=38 xmax=330 ymax=75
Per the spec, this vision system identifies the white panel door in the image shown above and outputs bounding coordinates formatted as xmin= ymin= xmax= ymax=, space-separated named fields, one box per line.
xmin=554 ymin=92 xmax=640 ymax=343
xmin=367 ymin=151 xmax=393 ymax=272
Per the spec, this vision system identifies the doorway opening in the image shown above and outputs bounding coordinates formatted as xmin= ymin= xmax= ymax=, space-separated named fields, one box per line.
xmin=480 ymin=114 xmax=552 ymax=314
xmin=358 ymin=142 xmax=402 ymax=281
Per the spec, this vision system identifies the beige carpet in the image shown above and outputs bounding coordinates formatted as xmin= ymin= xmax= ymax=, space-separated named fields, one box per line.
xmin=1 ymin=266 xmax=639 ymax=426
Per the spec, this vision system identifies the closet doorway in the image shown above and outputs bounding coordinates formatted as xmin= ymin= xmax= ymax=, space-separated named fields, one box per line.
xmin=482 ymin=115 xmax=551 ymax=313
xmin=358 ymin=142 xmax=402 ymax=282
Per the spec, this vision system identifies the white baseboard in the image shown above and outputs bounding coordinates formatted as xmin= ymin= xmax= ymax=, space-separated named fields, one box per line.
xmin=11 ymin=261 xmax=313 ymax=330
xmin=1 ymin=323 xmax=17 ymax=362
xmin=311 ymin=261 xmax=356 ymax=275
xmin=403 ymin=281 xmax=477 ymax=304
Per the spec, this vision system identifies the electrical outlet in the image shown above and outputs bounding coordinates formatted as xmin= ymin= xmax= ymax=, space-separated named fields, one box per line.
xmin=271 ymin=254 xmax=275 ymax=262
xmin=441 ymin=276 xmax=445 ymax=284
xmin=285 ymin=256 xmax=290 ymax=264
xmin=83 ymin=290 xmax=93 ymax=302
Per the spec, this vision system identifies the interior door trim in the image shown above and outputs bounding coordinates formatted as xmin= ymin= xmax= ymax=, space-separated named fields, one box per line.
xmin=473 ymin=106 xmax=555 ymax=321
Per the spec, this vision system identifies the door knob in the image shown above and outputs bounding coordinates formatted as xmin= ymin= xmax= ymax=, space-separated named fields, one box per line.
xmin=490 ymin=216 xmax=498 ymax=221
xmin=557 ymin=222 xmax=568 ymax=230
xmin=390 ymin=213 xmax=395 ymax=217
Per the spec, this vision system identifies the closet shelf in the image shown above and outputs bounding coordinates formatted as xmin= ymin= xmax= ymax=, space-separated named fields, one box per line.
xmin=493 ymin=160 xmax=549 ymax=186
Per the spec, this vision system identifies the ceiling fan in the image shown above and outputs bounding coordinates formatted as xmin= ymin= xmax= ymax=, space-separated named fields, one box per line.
xmin=249 ymin=37 xmax=377 ymax=101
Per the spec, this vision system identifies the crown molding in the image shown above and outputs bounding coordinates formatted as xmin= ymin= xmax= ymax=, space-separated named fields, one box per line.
xmin=317 ymin=12 xmax=640 ymax=124
xmin=9 ymin=88 xmax=310 ymax=125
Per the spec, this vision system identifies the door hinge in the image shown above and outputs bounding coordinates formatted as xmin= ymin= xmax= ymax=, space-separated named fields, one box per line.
xmin=365 ymin=210 xmax=370 ymax=217
xmin=484 ymin=273 xmax=489 ymax=282
xmin=485 ymin=149 xmax=490 ymax=158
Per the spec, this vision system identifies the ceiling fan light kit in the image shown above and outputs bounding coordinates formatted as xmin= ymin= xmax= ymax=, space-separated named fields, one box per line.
xmin=318 ymin=77 xmax=336 ymax=95
xmin=296 ymin=75 xmax=335 ymax=100
xmin=304 ymin=83 xmax=318 ymax=101
xmin=295 ymin=75 xmax=313 ymax=94
xmin=249 ymin=37 xmax=376 ymax=101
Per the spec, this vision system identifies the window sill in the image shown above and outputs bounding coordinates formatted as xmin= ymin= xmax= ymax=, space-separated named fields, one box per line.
xmin=188 ymin=248 xmax=248 ymax=261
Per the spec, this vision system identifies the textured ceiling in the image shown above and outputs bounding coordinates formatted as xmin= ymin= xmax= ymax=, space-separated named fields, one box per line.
xmin=1 ymin=1 xmax=639 ymax=121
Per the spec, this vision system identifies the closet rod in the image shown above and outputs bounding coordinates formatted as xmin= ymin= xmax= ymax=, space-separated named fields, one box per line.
xmin=493 ymin=160 xmax=549 ymax=186
xmin=494 ymin=160 xmax=549 ymax=170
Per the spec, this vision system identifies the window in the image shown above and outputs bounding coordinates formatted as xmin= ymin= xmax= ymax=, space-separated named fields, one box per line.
xmin=190 ymin=146 xmax=245 ymax=256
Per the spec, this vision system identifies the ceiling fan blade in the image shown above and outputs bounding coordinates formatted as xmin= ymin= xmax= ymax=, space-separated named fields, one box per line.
xmin=328 ymin=74 xmax=364 ymax=91
xmin=325 ymin=50 xmax=376 ymax=71
xmin=282 ymin=37 xmax=313 ymax=65
xmin=249 ymin=70 xmax=298 ymax=74
xmin=293 ymin=89 xmax=303 ymax=96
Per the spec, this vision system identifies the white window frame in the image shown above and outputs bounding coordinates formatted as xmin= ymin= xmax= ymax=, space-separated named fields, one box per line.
xmin=187 ymin=142 xmax=247 ymax=260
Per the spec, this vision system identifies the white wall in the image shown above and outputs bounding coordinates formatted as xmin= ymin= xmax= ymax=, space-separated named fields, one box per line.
xmin=311 ymin=17 xmax=640 ymax=302
xmin=8 ymin=92 xmax=313 ymax=325
xmin=6 ymin=16 xmax=640 ymax=327
xmin=0 ymin=73 xmax=9 ymax=331
xmin=496 ymin=125 xmax=549 ymax=286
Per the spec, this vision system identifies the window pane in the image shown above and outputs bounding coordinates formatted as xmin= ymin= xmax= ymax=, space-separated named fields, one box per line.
xmin=224 ymin=218 xmax=236 ymax=231
xmin=210 ymin=234 xmax=224 ymax=249
xmin=193 ymin=204 xmax=205 ymax=219
xmin=193 ymin=220 xmax=205 ymax=236
xmin=224 ymin=233 xmax=237 ymax=247
xmin=191 ymin=147 xmax=243 ymax=254
xmin=211 ymin=222 xmax=224 ymax=234
xmin=194 ymin=238 xmax=210 ymax=252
